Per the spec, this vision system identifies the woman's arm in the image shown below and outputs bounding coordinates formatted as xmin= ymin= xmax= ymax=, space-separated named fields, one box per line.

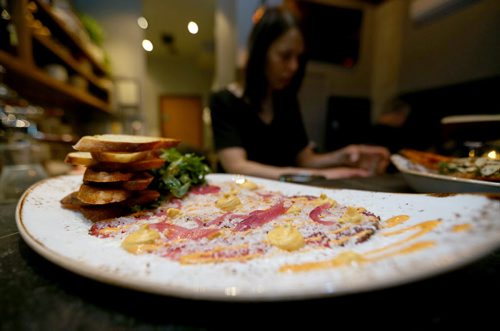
xmin=297 ymin=144 xmax=390 ymax=175
xmin=217 ymin=147 xmax=371 ymax=180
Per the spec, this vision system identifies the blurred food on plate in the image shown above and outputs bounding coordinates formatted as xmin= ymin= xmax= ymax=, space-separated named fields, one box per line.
xmin=400 ymin=148 xmax=500 ymax=182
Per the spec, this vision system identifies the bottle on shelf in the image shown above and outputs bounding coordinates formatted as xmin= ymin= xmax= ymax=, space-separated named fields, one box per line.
xmin=0 ymin=0 xmax=18 ymax=54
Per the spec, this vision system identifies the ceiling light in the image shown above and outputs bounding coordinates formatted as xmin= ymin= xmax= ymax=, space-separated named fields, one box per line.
xmin=137 ymin=16 xmax=148 ymax=29
xmin=142 ymin=39 xmax=153 ymax=52
xmin=187 ymin=21 xmax=199 ymax=35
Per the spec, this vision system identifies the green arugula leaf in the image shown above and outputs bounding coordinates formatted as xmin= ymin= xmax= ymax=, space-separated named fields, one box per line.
xmin=151 ymin=148 xmax=211 ymax=198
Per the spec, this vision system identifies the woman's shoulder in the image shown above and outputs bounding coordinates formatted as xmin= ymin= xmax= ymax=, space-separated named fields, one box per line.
xmin=211 ymin=83 xmax=243 ymax=99
xmin=210 ymin=83 xmax=246 ymax=110
xmin=226 ymin=82 xmax=243 ymax=98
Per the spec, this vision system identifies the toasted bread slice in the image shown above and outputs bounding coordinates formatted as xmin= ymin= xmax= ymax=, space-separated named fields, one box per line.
xmin=79 ymin=206 xmax=133 ymax=222
xmin=90 ymin=158 xmax=166 ymax=172
xmin=121 ymin=172 xmax=154 ymax=190
xmin=76 ymin=184 xmax=130 ymax=205
xmin=73 ymin=134 xmax=180 ymax=153
xmin=125 ymin=189 xmax=160 ymax=206
xmin=61 ymin=190 xmax=160 ymax=222
xmin=61 ymin=192 xmax=130 ymax=221
xmin=64 ymin=152 xmax=96 ymax=167
xmin=83 ymin=168 xmax=134 ymax=183
xmin=91 ymin=150 xmax=151 ymax=163
xmin=60 ymin=191 xmax=86 ymax=210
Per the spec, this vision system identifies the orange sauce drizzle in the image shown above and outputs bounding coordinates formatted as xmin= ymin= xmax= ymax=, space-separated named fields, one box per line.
xmin=179 ymin=244 xmax=260 ymax=264
xmin=280 ymin=218 xmax=441 ymax=273
xmin=384 ymin=215 xmax=410 ymax=228
xmin=366 ymin=219 xmax=441 ymax=256
xmin=368 ymin=241 xmax=436 ymax=261
xmin=280 ymin=251 xmax=367 ymax=272
xmin=280 ymin=240 xmax=436 ymax=273
xmin=452 ymin=224 xmax=471 ymax=232
xmin=330 ymin=225 xmax=350 ymax=234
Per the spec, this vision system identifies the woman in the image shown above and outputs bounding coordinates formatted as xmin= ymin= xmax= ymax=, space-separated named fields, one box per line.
xmin=210 ymin=6 xmax=389 ymax=180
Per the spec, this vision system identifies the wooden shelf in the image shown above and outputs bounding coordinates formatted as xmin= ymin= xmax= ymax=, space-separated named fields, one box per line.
xmin=0 ymin=50 xmax=111 ymax=113
xmin=0 ymin=0 xmax=112 ymax=115
xmin=33 ymin=34 xmax=110 ymax=91
xmin=31 ymin=0 xmax=108 ymax=76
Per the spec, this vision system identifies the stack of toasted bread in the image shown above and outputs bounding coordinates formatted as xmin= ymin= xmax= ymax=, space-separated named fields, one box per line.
xmin=61 ymin=134 xmax=180 ymax=221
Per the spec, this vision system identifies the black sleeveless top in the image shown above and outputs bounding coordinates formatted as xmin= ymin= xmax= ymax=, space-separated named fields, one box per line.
xmin=209 ymin=88 xmax=309 ymax=170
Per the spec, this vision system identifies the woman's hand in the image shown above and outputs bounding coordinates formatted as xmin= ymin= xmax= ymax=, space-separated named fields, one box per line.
xmin=334 ymin=144 xmax=390 ymax=175
xmin=297 ymin=144 xmax=390 ymax=176
xmin=316 ymin=167 xmax=371 ymax=179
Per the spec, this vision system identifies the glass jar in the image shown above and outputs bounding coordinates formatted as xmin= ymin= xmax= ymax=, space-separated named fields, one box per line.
xmin=0 ymin=140 xmax=47 ymax=202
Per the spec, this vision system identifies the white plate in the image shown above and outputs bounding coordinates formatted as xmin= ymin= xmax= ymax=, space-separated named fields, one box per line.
xmin=16 ymin=174 xmax=500 ymax=301
xmin=391 ymin=154 xmax=500 ymax=193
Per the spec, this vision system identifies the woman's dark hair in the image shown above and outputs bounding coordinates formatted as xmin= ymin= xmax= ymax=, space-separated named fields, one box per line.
xmin=243 ymin=6 xmax=306 ymax=109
